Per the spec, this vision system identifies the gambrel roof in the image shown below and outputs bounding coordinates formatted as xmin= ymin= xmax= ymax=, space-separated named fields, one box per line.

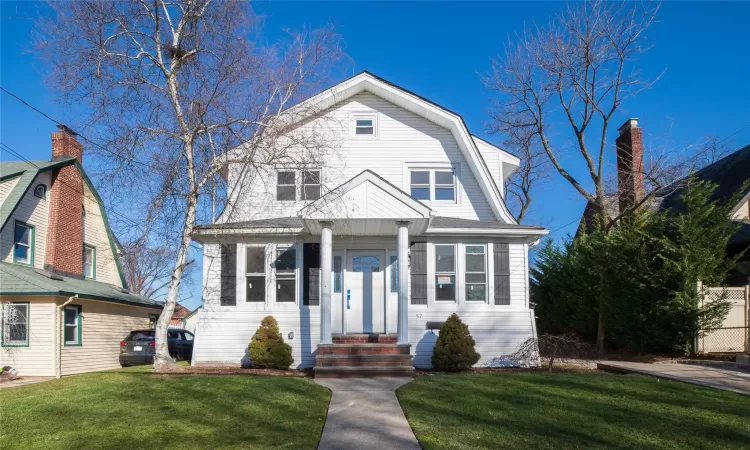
xmin=280 ymin=71 xmax=519 ymax=224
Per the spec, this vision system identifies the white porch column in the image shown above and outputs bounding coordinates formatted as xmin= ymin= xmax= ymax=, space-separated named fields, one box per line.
xmin=320 ymin=221 xmax=333 ymax=345
xmin=396 ymin=221 xmax=410 ymax=345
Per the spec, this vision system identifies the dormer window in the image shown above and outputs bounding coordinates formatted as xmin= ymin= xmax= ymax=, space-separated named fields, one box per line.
xmin=33 ymin=184 xmax=47 ymax=200
xmin=352 ymin=113 xmax=377 ymax=138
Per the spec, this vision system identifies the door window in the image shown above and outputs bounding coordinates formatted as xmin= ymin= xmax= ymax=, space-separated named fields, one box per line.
xmin=352 ymin=255 xmax=380 ymax=272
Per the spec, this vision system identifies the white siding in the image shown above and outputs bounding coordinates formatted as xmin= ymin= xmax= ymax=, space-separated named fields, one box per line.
xmin=0 ymin=176 xmax=20 ymax=206
xmin=0 ymin=172 xmax=51 ymax=269
xmin=59 ymin=298 xmax=154 ymax=376
xmin=83 ymin=183 xmax=121 ymax=287
xmin=222 ymin=92 xmax=497 ymax=223
xmin=0 ymin=297 xmax=56 ymax=377
xmin=193 ymin=237 xmax=535 ymax=368
xmin=732 ymin=197 xmax=749 ymax=220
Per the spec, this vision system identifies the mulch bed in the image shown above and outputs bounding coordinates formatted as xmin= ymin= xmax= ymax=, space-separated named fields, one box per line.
xmin=149 ymin=365 xmax=313 ymax=377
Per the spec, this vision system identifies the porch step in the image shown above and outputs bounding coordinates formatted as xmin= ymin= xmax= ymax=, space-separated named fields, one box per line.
xmin=332 ymin=334 xmax=398 ymax=344
xmin=316 ymin=343 xmax=412 ymax=356
xmin=315 ymin=354 xmax=413 ymax=367
xmin=314 ymin=366 xmax=415 ymax=378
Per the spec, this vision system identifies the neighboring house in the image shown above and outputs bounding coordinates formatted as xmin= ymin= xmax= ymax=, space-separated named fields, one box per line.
xmin=579 ymin=119 xmax=750 ymax=284
xmin=0 ymin=128 xmax=161 ymax=377
xmin=191 ymin=72 xmax=549 ymax=375
xmin=182 ymin=306 xmax=202 ymax=333
xmin=170 ymin=303 xmax=191 ymax=327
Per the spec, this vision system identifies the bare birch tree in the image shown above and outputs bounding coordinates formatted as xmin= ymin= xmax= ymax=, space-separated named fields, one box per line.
xmin=35 ymin=0 xmax=344 ymax=370
xmin=482 ymin=0 xmax=662 ymax=353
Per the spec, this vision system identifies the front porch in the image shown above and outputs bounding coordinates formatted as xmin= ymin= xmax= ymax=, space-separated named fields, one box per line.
xmin=315 ymin=333 xmax=414 ymax=378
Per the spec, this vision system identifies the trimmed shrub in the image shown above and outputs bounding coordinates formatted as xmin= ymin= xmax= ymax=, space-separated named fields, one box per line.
xmin=248 ymin=316 xmax=293 ymax=369
xmin=432 ymin=313 xmax=480 ymax=371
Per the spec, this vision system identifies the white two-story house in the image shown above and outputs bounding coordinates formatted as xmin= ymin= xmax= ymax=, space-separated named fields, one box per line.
xmin=191 ymin=72 xmax=548 ymax=376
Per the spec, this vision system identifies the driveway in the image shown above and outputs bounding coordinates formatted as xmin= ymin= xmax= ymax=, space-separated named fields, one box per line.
xmin=598 ymin=361 xmax=750 ymax=395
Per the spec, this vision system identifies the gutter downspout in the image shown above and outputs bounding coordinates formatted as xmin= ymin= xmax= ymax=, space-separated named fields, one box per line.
xmin=55 ymin=295 xmax=78 ymax=379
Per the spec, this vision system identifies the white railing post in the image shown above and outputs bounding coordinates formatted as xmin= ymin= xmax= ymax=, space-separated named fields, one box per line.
xmin=396 ymin=221 xmax=409 ymax=345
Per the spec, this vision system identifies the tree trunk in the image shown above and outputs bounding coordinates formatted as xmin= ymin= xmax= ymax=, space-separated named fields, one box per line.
xmin=154 ymin=189 xmax=198 ymax=372
xmin=594 ymin=195 xmax=609 ymax=357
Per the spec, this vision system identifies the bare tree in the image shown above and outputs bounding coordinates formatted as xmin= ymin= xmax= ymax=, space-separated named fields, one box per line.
xmin=501 ymin=128 xmax=549 ymax=223
xmin=35 ymin=1 xmax=344 ymax=371
xmin=483 ymin=1 xmax=662 ymax=354
xmin=120 ymin=239 xmax=193 ymax=300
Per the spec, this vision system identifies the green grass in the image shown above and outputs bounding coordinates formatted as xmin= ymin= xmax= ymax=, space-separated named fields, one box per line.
xmin=0 ymin=367 xmax=330 ymax=449
xmin=397 ymin=372 xmax=750 ymax=450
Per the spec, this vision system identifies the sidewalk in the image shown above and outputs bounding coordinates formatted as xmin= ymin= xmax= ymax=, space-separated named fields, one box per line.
xmin=314 ymin=377 xmax=421 ymax=450
xmin=598 ymin=361 xmax=750 ymax=396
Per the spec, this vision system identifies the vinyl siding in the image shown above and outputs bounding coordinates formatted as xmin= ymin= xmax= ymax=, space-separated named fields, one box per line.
xmin=193 ymin=238 xmax=535 ymax=368
xmin=83 ymin=183 xmax=121 ymax=287
xmin=0 ymin=171 xmax=51 ymax=269
xmin=221 ymin=92 xmax=497 ymax=223
xmin=59 ymin=298 xmax=153 ymax=376
xmin=0 ymin=176 xmax=20 ymax=206
xmin=0 ymin=296 xmax=56 ymax=377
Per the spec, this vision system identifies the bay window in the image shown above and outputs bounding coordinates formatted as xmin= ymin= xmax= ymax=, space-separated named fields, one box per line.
xmin=435 ymin=244 xmax=456 ymax=301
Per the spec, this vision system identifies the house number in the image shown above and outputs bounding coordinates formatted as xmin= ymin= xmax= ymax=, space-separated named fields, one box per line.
xmin=415 ymin=313 xmax=423 ymax=319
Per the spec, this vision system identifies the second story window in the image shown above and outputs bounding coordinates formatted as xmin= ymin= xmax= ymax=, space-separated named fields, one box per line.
xmin=276 ymin=169 xmax=321 ymax=201
xmin=302 ymin=170 xmax=321 ymax=200
xmin=352 ymin=113 xmax=377 ymax=138
xmin=13 ymin=221 xmax=33 ymax=265
xmin=83 ymin=245 xmax=96 ymax=279
xmin=33 ymin=184 xmax=47 ymax=200
xmin=276 ymin=171 xmax=296 ymax=201
xmin=409 ymin=169 xmax=456 ymax=202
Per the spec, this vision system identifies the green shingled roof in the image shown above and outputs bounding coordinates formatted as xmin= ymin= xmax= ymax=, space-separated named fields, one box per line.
xmin=0 ymin=262 xmax=161 ymax=309
xmin=0 ymin=156 xmax=77 ymax=230
xmin=0 ymin=156 xmax=129 ymax=289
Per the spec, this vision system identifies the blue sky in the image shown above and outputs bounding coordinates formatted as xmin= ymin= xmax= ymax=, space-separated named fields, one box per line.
xmin=2 ymin=2 xmax=749 ymax=310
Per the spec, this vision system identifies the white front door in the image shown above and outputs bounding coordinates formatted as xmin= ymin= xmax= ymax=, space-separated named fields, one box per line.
xmin=346 ymin=250 xmax=385 ymax=334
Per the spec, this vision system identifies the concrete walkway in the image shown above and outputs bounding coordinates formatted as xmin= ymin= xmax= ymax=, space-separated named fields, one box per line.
xmin=0 ymin=377 xmax=54 ymax=389
xmin=598 ymin=361 xmax=750 ymax=396
xmin=315 ymin=377 xmax=421 ymax=450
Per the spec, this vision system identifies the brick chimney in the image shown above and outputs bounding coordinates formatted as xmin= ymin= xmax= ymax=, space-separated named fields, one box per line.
xmin=616 ymin=118 xmax=645 ymax=213
xmin=45 ymin=126 xmax=84 ymax=276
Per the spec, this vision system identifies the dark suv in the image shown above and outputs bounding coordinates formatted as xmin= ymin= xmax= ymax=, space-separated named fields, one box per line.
xmin=119 ymin=329 xmax=195 ymax=366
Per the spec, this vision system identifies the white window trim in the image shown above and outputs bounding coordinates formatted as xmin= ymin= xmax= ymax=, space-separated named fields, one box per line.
xmin=464 ymin=244 xmax=487 ymax=303
xmin=276 ymin=170 xmax=297 ymax=202
xmin=83 ymin=245 xmax=96 ymax=279
xmin=1 ymin=302 xmax=29 ymax=347
xmin=403 ymin=163 xmax=461 ymax=204
xmin=273 ymin=244 xmax=298 ymax=306
xmin=351 ymin=112 xmax=378 ymax=139
xmin=243 ymin=244 xmax=267 ymax=306
xmin=64 ymin=305 xmax=82 ymax=346
xmin=434 ymin=243 xmax=457 ymax=303
xmin=276 ymin=168 xmax=323 ymax=202
xmin=301 ymin=169 xmax=322 ymax=201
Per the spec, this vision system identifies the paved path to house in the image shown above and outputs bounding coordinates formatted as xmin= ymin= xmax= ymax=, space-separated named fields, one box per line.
xmin=314 ymin=377 xmax=421 ymax=450
xmin=0 ymin=377 xmax=54 ymax=389
xmin=598 ymin=361 xmax=750 ymax=396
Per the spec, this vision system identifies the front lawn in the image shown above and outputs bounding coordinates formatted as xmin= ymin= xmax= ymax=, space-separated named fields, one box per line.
xmin=397 ymin=372 xmax=750 ymax=450
xmin=0 ymin=368 xmax=330 ymax=449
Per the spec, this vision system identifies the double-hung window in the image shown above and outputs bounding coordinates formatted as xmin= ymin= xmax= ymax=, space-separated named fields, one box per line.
xmin=409 ymin=169 xmax=456 ymax=202
xmin=64 ymin=305 xmax=82 ymax=346
xmin=353 ymin=114 xmax=376 ymax=137
xmin=275 ymin=246 xmax=296 ymax=303
xmin=1 ymin=303 xmax=29 ymax=347
xmin=245 ymin=247 xmax=266 ymax=303
xmin=276 ymin=171 xmax=296 ymax=201
xmin=13 ymin=221 xmax=34 ymax=265
xmin=302 ymin=170 xmax=321 ymax=200
xmin=465 ymin=245 xmax=487 ymax=301
xmin=83 ymin=245 xmax=96 ymax=279
xmin=435 ymin=244 xmax=456 ymax=301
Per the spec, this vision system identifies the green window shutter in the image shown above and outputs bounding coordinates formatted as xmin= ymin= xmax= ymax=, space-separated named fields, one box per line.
xmin=410 ymin=242 xmax=427 ymax=305
xmin=220 ymin=244 xmax=237 ymax=306
xmin=494 ymin=243 xmax=511 ymax=305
